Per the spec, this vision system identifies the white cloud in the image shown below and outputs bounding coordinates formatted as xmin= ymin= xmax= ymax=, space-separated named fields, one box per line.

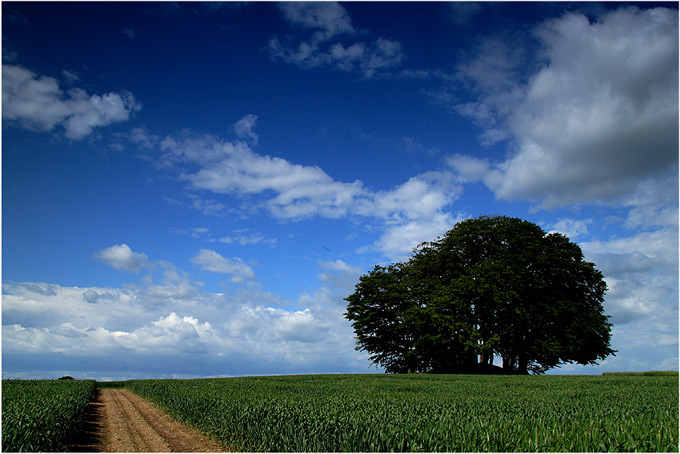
xmin=543 ymin=211 xmax=678 ymax=355
xmin=444 ymin=8 xmax=679 ymax=352
xmin=61 ymin=70 xmax=80 ymax=84
xmin=2 ymin=312 xmax=218 ymax=356
xmin=160 ymin=130 xmax=465 ymax=259
xmin=2 ymin=251 xmax=373 ymax=377
xmin=128 ymin=127 xmax=160 ymax=149
xmin=218 ymin=231 xmax=276 ymax=246
xmin=269 ymin=36 xmax=404 ymax=78
xmin=581 ymin=227 xmax=678 ymax=327
xmin=329 ymin=42 xmax=365 ymax=71
xmin=150 ymin=129 xmax=462 ymax=260
xmin=353 ymin=172 xmax=461 ymax=259
xmin=448 ymin=6 xmax=678 ymax=209
xmin=94 ymin=244 xmax=150 ymax=272
xmin=2 ymin=65 xmax=70 ymax=131
xmin=82 ymin=289 xmax=119 ymax=304
xmin=143 ymin=261 xmax=201 ymax=302
xmin=186 ymin=194 xmax=229 ymax=216
xmin=168 ymin=226 xmax=211 ymax=239
xmin=234 ymin=114 xmax=258 ymax=145
xmin=317 ymin=260 xmax=364 ymax=296
xmin=228 ymin=306 xmax=327 ymax=345
xmin=557 ymin=319 xmax=678 ymax=374
xmin=267 ymin=38 xmax=326 ymax=69
xmin=361 ymin=38 xmax=404 ymax=77
xmin=358 ymin=172 xmax=459 ymax=223
xmin=2 ymin=282 xmax=142 ymax=334
xmin=158 ymin=133 xmax=245 ymax=167
xmin=269 ymin=2 xmax=404 ymax=77
xmin=160 ymin=132 xmax=366 ymax=220
xmin=6 ymin=222 xmax=672 ymax=378
xmin=278 ymin=2 xmax=355 ymax=41
xmin=547 ymin=218 xmax=593 ymax=239
xmin=446 ymin=154 xmax=495 ymax=183
xmin=622 ymin=170 xmax=678 ymax=230
xmin=446 ymin=0 xmax=680 ymax=345
xmin=127 ymin=313 xmax=217 ymax=354
xmin=191 ymin=249 xmax=255 ymax=284
xmin=2 ymin=64 xmax=140 ymax=139
xmin=367 ymin=212 xmax=462 ymax=262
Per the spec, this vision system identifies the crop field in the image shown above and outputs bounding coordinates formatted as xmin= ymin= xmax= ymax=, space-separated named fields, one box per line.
xmin=2 ymin=379 xmax=96 ymax=452
xmin=126 ymin=373 xmax=679 ymax=452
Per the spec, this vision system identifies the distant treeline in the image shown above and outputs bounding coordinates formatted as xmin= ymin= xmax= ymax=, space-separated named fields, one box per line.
xmin=603 ymin=371 xmax=678 ymax=376
xmin=97 ymin=380 xmax=130 ymax=387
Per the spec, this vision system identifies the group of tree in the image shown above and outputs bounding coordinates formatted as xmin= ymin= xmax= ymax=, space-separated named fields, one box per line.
xmin=344 ymin=215 xmax=615 ymax=375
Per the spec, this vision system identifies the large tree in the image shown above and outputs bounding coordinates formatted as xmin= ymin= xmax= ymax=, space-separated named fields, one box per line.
xmin=344 ymin=215 xmax=615 ymax=374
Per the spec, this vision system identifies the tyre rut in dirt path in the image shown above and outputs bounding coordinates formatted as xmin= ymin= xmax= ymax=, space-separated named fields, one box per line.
xmin=70 ymin=388 xmax=228 ymax=452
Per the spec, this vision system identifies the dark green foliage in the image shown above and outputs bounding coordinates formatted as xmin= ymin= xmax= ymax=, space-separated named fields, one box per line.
xmin=124 ymin=374 xmax=678 ymax=452
xmin=2 ymin=379 xmax=96 ymax=452
xmin=345 ymin=215 xmax=615 ymax=374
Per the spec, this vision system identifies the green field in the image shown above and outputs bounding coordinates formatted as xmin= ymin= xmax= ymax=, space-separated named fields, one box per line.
xmin=2 ymin=374 xmax=677 ymax=452
xmin=1 ymin=379 xmax=96 ymax=452
xmin=125 ymin=374 xmax=679 ymax=452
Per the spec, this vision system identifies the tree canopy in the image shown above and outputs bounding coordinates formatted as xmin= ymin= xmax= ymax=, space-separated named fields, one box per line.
xmin=344 ymin=215 xmax=615 ymax=374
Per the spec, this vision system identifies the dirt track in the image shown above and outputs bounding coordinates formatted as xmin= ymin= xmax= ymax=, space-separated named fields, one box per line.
xmin=69 ymin=388 xmax=227 ymax=452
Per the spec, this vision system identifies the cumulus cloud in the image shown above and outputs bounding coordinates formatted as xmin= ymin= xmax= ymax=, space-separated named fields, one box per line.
xmin=82 ymin=289 xmax=119 ymax=304
xmin=159 ymin=132 xmax=366 ymax=220
xmin=357 ymin=172 xmax=459 ymax=223
xmin=370 ymin=212 xmax=463 ymax=261
xmin=191 ymin=249 xmax=255 ymax=284
xmin=227 ymin=306 xmax=327 ymax=345
xmin=2 ymin=312 xmax=218 ymax=356
xmin=2 ymin=251 xmax=372 ymax=377
xmin=354 ymin=172 xmax=461 ymax=259
xmin=447 ymin=6 xmax=678 ymax=209
xmin=2 ymin=64 xmax=140 ymax=139
xmin=94 ymin=244 xmax=150 ymax=272
xmin=443 ymin=7 xmax=679 ymax=353
xmin=269 ymin=2 xmax=404 ymax=77
xmin=123 ymin=313 xmax=217 ymax=354
xmin=566 ymin=223 xmax=679 ymax=375
xmin=547 ymin=218 xmax=593 ymax=239
xmin=317 ymin=260 xmax=364 ymax=297
xmin=441 ymin=7 xmax=679 ymax=362
xmin=581 ymin=228 xmax=678 ymax=325
xmin=144 ymin=261 xmax=201 ymax=303
xmin=154 ymin=130 xmax=461 ymax=259
xmin=2 ymin=282 xmax=140 ymax=333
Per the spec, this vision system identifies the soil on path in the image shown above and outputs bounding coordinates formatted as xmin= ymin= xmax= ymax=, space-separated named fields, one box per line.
xmin=69 ymin=388 xmax=228 ymax=452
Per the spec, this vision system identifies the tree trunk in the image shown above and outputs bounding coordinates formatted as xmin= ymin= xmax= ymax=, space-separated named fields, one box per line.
xmin=502 ymin=355 xmax=516 ymax=373
xmin=481 ymin=352 xmax=490 ymax=367
xmin=517 ymin=352 xmax=529 ymax=375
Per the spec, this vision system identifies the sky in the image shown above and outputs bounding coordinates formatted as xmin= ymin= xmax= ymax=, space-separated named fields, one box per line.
xmin=2 ymin=1 xmax=678 ymax=380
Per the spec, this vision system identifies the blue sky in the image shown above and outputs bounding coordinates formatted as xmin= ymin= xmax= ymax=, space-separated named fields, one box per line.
xmin=2 ymin=2 xmax=678 ymax=380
